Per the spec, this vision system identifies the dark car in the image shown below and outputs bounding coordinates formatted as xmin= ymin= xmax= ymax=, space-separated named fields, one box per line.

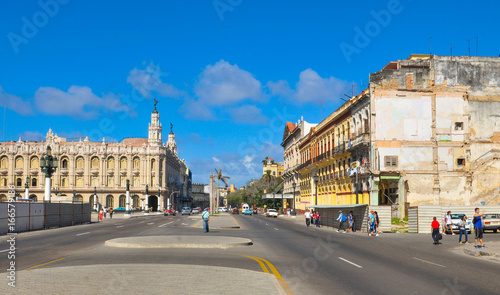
xmin=232 ymin=208 xmax=239 ymax=214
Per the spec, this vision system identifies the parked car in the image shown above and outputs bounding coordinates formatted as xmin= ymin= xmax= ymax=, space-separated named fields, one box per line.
xmin=219 ymin=207 xmax=228 ymax=213
xmin=191 ymin=208 xmax=200 ymax=214
xmin=483 ymin=213 xmax=500 ymax=233
xmin=266 ymin=209 xmax=278 ymax=218
xmin=232 ymin=208 xmax=239 ymax=214
xmin=164 ymin=209 xmax=176 ymax=216
xmin=444 ymin=213 xmax=471 ymax=234
xmin=181 ymin=207 xmax=192 ymax=215
xmin=244 ymin=209 xmax=253 ymax=215
xmin=113 ymin=207 xmax=126 ymax=212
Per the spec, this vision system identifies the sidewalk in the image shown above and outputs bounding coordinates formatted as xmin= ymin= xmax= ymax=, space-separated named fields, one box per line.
xmin=192 ymin=212 xmax=241 ymax=229
xmin=463 ymin=241 xmax=500 ymax=262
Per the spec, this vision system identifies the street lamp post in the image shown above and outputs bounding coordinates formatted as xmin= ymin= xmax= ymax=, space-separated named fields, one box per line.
xmin=93 ymin=186 xmax=98 ymax=211
xmin=170 ymin=191 xmax=179 ymax=212
xmin=144 ymin=184 xmax=149 ymax=214
xmin=157 ymin=188 xmax=162 ymax=214
xmin=292 ymin=181 xmax=296 ymax=215
xmin=73 ymin=189 xmax=76 ymax=201
xmin=24 ymin=177 xmax=29 ymax=200
xmin=125 ymin=180 xmax=131 ymax=217
xmin=312 ymin=174 xmax=319 ymax=207
xmin=40 ymin=146 xmax=58 ymax=202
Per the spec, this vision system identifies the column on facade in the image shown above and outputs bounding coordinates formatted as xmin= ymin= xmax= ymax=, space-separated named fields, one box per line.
xmin=84 ymin=154 xmax=90 ymax=188
xmin=127 ymin=153 xmax=133 ymax=188
xmin=8 ymin=154 xmax=14 ymax=185
xmin=114 ymin=153 xmax=120 ymax=188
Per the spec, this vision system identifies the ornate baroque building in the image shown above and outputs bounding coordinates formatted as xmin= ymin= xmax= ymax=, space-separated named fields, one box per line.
xmin=0 ymin=106 xmax=188 ymax=211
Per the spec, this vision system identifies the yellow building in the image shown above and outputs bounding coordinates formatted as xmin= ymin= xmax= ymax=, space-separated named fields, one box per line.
xmin=297 ymin=94 xmax=370 ymax=211
xmin=262 ymin=158 xmax=284 ymax=178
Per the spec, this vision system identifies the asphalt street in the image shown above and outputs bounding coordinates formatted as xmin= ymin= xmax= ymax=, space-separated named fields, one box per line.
xmin=1 ymin=212 xmax=499 ymax=294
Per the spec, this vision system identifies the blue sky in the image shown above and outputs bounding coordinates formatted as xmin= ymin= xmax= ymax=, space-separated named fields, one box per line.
xmin=0 ymin=0 xmax=499 ymax=186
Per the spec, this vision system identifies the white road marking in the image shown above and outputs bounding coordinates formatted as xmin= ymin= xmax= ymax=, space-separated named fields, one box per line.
xmin=139 ymin=221 xmax=145 ymax=224
xmin=147 ymin=222 xmax=155 ymax=225
xmin=274 ymin=228 xmax=279 ymax=231
xmin=338 ymin=257 xmax=363 ymax=268
xmin=181 ymin=223 xmax=188 ymax=226
xmin=0 ymin=249 xmax=10 ymax=253
xmin=412 ymin=257 xmax=445 ymax=268
xmin=265 ymin=223 xmax=268 ymax=226
xmin=116 ymin=225 xmax=124 ymax=228
xmin=159 ymin=221 xmax=173 ymax=227
xmin=76 ymin=232 xmax=91 ymax=236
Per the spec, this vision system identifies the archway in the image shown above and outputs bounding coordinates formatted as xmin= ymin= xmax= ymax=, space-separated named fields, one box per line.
xmin=119 ymin=195 xmax=126 ymax=208
xmin=148 ymin=195 xmax=158 ymax=212
xmin=74 ymin=195 xmax=83 ymax=203
xmin=132 ymin=195 xmax=140 ymax=209
xmin=29 ymin=194 xmax=38 ymax=202
xmin=106 ymin=195 xmax=114 ymax=208
xmin=0 ymin=194 xmax=7 ymax=202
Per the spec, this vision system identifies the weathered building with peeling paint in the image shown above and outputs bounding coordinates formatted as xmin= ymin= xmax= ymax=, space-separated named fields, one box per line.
xmin=369 ymin=54 xmax=500 ymax=214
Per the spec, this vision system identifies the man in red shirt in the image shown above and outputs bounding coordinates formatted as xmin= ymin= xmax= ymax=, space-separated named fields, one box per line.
xmin=431 ymin=217 xmax=441 ymax=245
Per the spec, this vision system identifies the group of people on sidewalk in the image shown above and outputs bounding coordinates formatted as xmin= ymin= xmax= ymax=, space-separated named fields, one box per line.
xmin=304 ymin=209 xmax=363 ymax=234
xmin=431 ymin=208 xmax=486 ymax=249
xmin=98 ymin=207 xmax=113 ymax=221
xmin=304 ymin=209 xmax=321 ymax=227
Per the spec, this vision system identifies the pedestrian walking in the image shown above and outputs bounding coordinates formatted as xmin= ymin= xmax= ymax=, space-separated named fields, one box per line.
xmin=99 ymin=208 xmax=104 ymax=221
xmin=109 ymin=208 xmax=113 ymax=219
xmin=202 ymin=208 xmax=210 ymax=233
xmin=374 ymin=211 xmax=380 ymax=236
xmin=315 ymin=211 xmax=320 ymax=227
xmin=368 ymin=210 xmax=375 ymax=236
xmin=103 ymin=207 xmax=107 ymax=219
xmin=431 ymin=217 xmax=441 ymax=245
xmin=473 ymin=208 xmax=486 ymax=248
xmin=459 ymin=215 xmax=468 ymax=244
xmin=336 ymin=210 xmax=346 ymax=233
xmin=444 ymin=211 xmax=454 ymax=235
xmin=348 ymin=211 xmax=354 ymax=232
xmin=305 ymin=209 xmax=311 ymax=227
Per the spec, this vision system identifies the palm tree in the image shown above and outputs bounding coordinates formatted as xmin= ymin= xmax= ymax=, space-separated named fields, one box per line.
xmin=262 ymin=157 xmax=269 ymax=165
xmin=214 ymin=168 xmax=230 ymax=188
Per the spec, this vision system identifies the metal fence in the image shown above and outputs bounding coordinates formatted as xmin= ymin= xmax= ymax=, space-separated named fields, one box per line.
xmin=0 ymin=201 xmax=91 ymax=234
xmin=408 ymin=205 xmax=500 ymax=233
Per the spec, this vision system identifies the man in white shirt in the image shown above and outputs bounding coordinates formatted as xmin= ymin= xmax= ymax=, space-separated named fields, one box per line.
xmin=305 ymin=209 xmax=311 ymax=227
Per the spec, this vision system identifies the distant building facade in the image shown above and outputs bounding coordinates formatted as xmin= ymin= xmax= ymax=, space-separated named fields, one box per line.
xmin=262 ymin=158 xmax=284 ymax=177
xmin=0 ymin=106 xmax=189 ymax=212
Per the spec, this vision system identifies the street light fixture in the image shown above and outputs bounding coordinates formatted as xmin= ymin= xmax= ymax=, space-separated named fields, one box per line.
xmin=157 ymin=188 xmax=162 ymax=214
xmin=312 ymin=174 xmax=319 ymax=207
xmin=40 ymin=146 xmax=58 ymax=202
xmin=24 ymin=176 xmax=29 ymax=200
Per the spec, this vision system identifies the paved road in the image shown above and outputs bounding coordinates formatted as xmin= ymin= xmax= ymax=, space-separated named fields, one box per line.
xmin=1 ymin=213 xmax=499 ymax=294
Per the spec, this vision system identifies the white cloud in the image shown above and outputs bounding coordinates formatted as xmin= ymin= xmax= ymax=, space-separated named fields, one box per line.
xmin=127 ymin=62 xmax=183 ymax=98
xmin=260 ymin=142 xmax=284 ymax=163
xmin=34 ymin=86 xmax=133 ymax=120
xmin=0 ymin=86 xmax=33 ymax=116
xmin=18 ymin=131 xmax=44 ymax=141
xmin=229 ymin=105 xmax=269 ymax=125
xmin=268 ymin=69 xmax=355 ymax=105
xmin=179 ymin=98 xmax=217 ymax=121
xmin=195 ymin=60 xmax=264 ymax=106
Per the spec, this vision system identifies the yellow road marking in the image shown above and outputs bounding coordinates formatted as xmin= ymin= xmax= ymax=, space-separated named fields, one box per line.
xmin=242 ymin=255 xmax=294 ymax=295
xmin=230 ymin=214 xmax=241 ymax=228
xmin=242 ymin=255 xmax=270 ymax=274
xmin=25 ymin=258 xmax=65 ymax=271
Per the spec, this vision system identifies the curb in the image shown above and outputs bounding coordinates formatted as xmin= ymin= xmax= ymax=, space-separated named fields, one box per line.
xmin=104 ymin=237 xmax=253 ymax=249
xmin=463 ymin=247 xmax=500 ymax=262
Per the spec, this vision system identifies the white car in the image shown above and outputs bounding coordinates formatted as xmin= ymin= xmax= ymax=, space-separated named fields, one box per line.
xmin=444 ymin=213 xmax=472 ymax=234
xmin=266 ymin=209 xmax=278 ymax=218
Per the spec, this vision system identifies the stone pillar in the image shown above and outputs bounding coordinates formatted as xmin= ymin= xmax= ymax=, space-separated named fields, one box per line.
xmin=44 ymin=176 xmax=51 ymax=202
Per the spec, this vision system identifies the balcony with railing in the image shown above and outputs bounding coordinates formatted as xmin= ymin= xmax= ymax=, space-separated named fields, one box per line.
xmin=351 ymin=132 xmax=370 ymax=148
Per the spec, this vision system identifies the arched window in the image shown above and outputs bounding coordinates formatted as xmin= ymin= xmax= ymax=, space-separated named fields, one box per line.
xmin=133 ymin=157 xmax=140 ymax=169
xmin=76 ymin=157 xmax=84 ymax=169
xmin=15 ymin=156 xmax=23 ymax=169
xmin=119 ymin=195 xmax=126 ymax=207
xmin=29 ymin=195 xmax=37 ymax=202
xmin=16 ymin=178 xmax=22 ymax=187
xmin=132 ymin=195 xmax=140 ymax=208
xmin=30 ymin=156 xmax=39 ymax=169
xmin=120 ymin=157 xmax=127 ymax=170
xmin=31 ymin=178 xmax=37 ymax=187
xmin=107 ymin=157 xmax=115 ymax=169
xmin=91 ymin=157 xmax=99 ymax=169
xmin=60 ymin=177 xmax=68 ymax=187
xmin=106 ymin=195 xmax=114 ymax=208
xmin=151 ymin=158 xmax=156 ymax=170
xmin=0 ymin=156 xmax=8 ymax=169
xmin=61 ymin=157 xmax=68 ymax=169
xmin=0 ymin=194 xmax=7 ymax=202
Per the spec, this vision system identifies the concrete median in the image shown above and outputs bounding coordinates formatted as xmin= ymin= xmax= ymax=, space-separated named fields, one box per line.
xmin=105 ymin=235 xmax=253 ymax=249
